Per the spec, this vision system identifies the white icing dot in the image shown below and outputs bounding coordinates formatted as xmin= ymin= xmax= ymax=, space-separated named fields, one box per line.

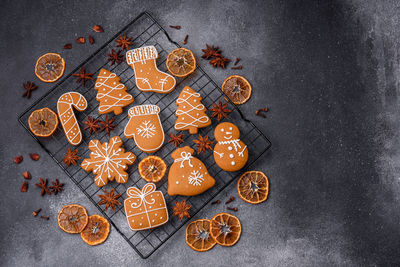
xmin=155 ymin=213 xmax=157 ymax=216
xmin=141 ymin=217 xmax=143 ymax=219
xmin=229 ymin=127 xmax=233 ymax=130
xmin=176 ymin=181 xmax=179 ymax=184
xmin=160 ymin=217 xmax=163 ymax=219
xmin=228 ymin=146 xmax=233 ymax=151
xmin=132 ymin=219 xmax=134 ymax=222
xmin=103 ymin=71 xmax=106 ymax=74
xmin=152 ymin=220 xmax=155 ymax=222
xmin=139 ymin=223 xmax=142 ymax=226
xmin=231 ymin=161 xmax=235 ymax=165
xmin=221 ymin=128 xmax=224 ymax=132
xmin=113 ymin=82 xmax=116 ymax=85
xmin=105 ymin=99 xmax=107 ymax=102
xmin=119 ymin=94 xmax=122 ymax=97
xmin=229 ymin=154 xmax=234 ymax=158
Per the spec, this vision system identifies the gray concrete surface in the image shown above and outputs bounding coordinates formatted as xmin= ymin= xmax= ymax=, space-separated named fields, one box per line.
xmin=1 ymin=0 xmax=400 ymax=266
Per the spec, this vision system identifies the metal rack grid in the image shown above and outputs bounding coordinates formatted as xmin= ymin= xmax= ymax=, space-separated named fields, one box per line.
xmin=18 ymin=12 xmax=271 ymax=258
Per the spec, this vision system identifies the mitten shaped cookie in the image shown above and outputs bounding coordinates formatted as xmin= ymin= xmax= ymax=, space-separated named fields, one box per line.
xmin=124 ymin=104 xmax=164 ymax=153
xmin=213 ymin=122 xmax=248 ymax=172
xmin=168 ymin=146 xmax=215 ymax=196
xmin=126 ymin=46 xmax=176 ymax=94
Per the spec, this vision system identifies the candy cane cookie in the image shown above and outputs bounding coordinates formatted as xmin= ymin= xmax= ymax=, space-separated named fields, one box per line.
xmin=57 ymin=92 xmax=88 ymax=145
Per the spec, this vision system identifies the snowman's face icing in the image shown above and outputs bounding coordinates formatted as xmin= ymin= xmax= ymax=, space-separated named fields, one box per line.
xmin=214 ymin=122 xmax=240 ymax=141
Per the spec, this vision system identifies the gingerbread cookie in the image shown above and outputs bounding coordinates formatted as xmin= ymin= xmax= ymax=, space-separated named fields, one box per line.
xmin=174 ymin=86 xmax=211 ymax=134
xmin=124 ymin=104 xmax=164 ymax=153
xmin=57 ymin=92 xmax=88 ymax=145
xmin=124 ymin=183 xmax=168 ymax=231
xmin=126 ymin=45 xmax=176 ymax=94
xmin=81 ymin=136 xmax=136 ymax=187
xmin=213 ymin=122 xmax=248 ymax=172
xmin=168 ymin=146 xmax=215 ymax=196
xmin=94 ymin=68 xmax=134 ymax=115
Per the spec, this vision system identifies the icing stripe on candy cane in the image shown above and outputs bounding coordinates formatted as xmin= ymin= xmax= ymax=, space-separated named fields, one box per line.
xmin=57 ymin=92 xmax=88 ymax=145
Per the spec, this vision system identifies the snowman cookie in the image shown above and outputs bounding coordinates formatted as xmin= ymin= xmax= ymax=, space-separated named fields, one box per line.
xmin=213 ymin=122 xmax=248 ymax=172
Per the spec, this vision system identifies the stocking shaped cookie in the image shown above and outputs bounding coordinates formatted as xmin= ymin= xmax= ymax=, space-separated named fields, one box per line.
xmin=94 ymin=68 xmax=134 ymax=115
xmin=126 ymin=46 xmax=176 ymax=94
xmin=81 ymin=136 xmax=136 ymax=187
xmin=57 ymin=92 xmax=88 ymax=145
xmin=124 ymin=183 xmax=168 ymax=231
xmin=213 ymin=122 xmax=248 ymax=172
xmin=174 ymin=86 xmax=211 ymax=134
xmin=124 ymin=104 xmax=164 ymax=153
xmin=168 ymin=146 xmax=215 ymax=196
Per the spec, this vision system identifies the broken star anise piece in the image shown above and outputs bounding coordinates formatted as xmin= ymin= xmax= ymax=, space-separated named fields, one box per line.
xmin=209 ymin=100 xmax=231 ymax=121
xmin=35 ymin=178 xmax=51 ymax=196
xmin=107 ymin=49 xmax=124 ymax=65
xmin=72 ymin=67 xmax=94 ymax=87
xmin=173 ymin=200 xmax=191 ymax=221
xmin=22 ymin=81 xmax=38 ymax=98
xmin=49 ymin=179 xmax=65 ymax=195
xmin=83 ymin=116 xmax=101 ymax=135
xmin=99 ymin=115 xmax=116 ymax=136
xmin=115 ymin=35 xmax=133 ymax=51
xmin=201 ymin=44 xmax=221 ymax=60
xmin=193 ymin=134 xmax=213 ymax=155
xmin=209 ymin=56 xmax=230 ymax=69
xmin=168 ymin=133 xmax=185 ymax=147
xmin=63 ymin=148 xmax=81 ymax=167
xmin=98 ymin=189 xmax=122 ymax=212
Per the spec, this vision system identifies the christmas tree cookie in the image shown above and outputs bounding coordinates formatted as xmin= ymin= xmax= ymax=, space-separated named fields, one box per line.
xmin=174 ymin=86 xmax=211 ymax=134
xmin=94 ymin=68 xmax=134 ymax=115
xmin=168 ymin=146 xmax=215 ymax=196
xmin=126 ymin=46 xmax=176 ymax=94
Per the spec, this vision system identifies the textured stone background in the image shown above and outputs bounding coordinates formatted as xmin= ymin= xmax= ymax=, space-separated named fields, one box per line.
xmin=1 ymin=0 xmax=400 ymax=266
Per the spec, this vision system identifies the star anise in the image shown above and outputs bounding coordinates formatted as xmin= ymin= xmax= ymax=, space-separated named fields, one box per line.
xmin=63 ymin=148 xmax=81 ymax=166
xmin=22 ymin=81 xmax=38 ymax=98
xmin=100 ymin=115 xmax=116 ymax=136
xmin=172 ymin=200 xmax=191 ymax=221
xmin=209 ymin=56 xmax=230 ymax=69
xmin=115 ymin=35 xmax=133 ymax=51
xmin=168 ymin=133 xmax=185 ymax=147
xmin=49 ymin=179 xmax=65 ymax=195
xmin=35 ymin=178 xmax=51 ymax=196
xmin=98 ymin=189 xmax=122 ymax=212
xmin=193 ymin=134 xmax=213 ymax=155
xmin=210 ymin=100 xmax=231 ymax=121
xmin=201 ymin=44 xmax=221 ymax=60
xmin=107 ymin=49 xmax=124 ymax=65
xmin=72 ymin=67 xmax=94 ymax=87
xmin=83 ymin=116 xmax=101 ymax=135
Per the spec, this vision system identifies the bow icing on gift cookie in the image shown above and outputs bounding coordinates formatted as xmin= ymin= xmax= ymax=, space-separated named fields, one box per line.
xmin=168 ymin=146 xmax=215 ymax=196
xmin=126 ymin=45 xmax=176 ymax=94
xmin=174 ymin=86 xmax=211 ymax=134
xmin=57 ymin=92 xmax=88 ymax=145
xmin=81 ymin=136 xmax=136 ymax=187
xmin=213 ymin=122 xmax=248 ymax=172
xmin=124 ymin=104 xmax=165 ymax=153
xmin=94 ymin=68 xmax=134 ymax=115
xmin=124 ymin=183 xmax=168 ymax=231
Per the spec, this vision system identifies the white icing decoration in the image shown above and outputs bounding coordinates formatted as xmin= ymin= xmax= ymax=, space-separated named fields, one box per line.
xmin=219 ymin=139 xmax=247 ymax=157
xmin=174 ymin=151 xmax=194 ymax=168
xmin=175 ymin=89 xmax=209 ymax=130
xmin=136 ymin=120 xmax=156 ymax=138
xmin=228 ymin=146 xmax=233 ymax=151
xmin=229 ymin=154 xmax=234 ymax=158
xmin=231 ymin=161 xmax=235 ymax=165
xmin=188 ymin=170 xmax=204 ymax=186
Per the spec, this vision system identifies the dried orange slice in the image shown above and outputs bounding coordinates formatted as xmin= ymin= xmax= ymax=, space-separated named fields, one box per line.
xmin=221 ymin=75 xmax=252 ymax=105
xmin=185 ymin=219 xmax=216 ymax=252
xmin=57 ymin=204 xmax=89 ymax=234
xmin=237 ymin=171 xmax=269 ymax=204
xmin=28 ymin=107 xmax=59 ymax=137
xmin=138 ymin=156 xmax=167 ymax=182
xmin=166 ymin=48 xmax=196 ymax=77
xmin=34 ymin=53 xmax=65 ymax=83
xmin=80 ymin=215 xmax=110 ymax=246
xmin=210 ymin=212 xmax=241 ymax=246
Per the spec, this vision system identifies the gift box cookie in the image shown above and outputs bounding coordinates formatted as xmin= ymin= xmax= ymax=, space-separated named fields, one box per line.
xmin=124 ymin=183 xmax=168 ymax=231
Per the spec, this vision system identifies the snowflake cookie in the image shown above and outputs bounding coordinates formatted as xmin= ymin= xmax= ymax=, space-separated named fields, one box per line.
xmin=81 ymin=136 xmax=136 ymax=187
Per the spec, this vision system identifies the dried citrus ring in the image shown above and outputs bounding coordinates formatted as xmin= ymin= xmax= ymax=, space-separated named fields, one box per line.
xmin=185 ymin=219 xmax=216 ymax=252
xmin=210 ymin=212 xmax=241 ymax=246
xmin=166 ymin=48 xmax=196 ymax=77
xmin=57 ymin=204 xmax=89 ymax=234
xmin=138 ymin=156 xmax=167 ymax=182
xmin=34 ymin=53 xmax=65 ymax=83
xmin=237 ymin=171 xmax=269 ymax=204
xmin=28 ymin=107 xmax=59 ymax=137
xmin=80 ymin=215 xmax=110 ymax=246
xmin=221 ymin=75 xmax=252 ymax=105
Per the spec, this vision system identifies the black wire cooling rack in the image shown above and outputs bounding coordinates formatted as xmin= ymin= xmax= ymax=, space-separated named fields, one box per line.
xmin=18 ymin=12 xmax=271 ymax=258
